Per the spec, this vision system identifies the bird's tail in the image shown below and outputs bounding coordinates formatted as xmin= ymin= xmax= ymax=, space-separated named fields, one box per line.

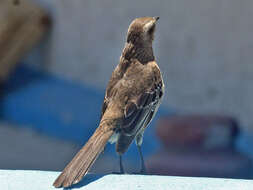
xmin=53 ymin=126 xmax=114 ymax=188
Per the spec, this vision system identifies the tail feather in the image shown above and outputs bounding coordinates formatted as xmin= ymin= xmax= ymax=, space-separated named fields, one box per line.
xmin=53 ymin=127 xmax=113 ymax=188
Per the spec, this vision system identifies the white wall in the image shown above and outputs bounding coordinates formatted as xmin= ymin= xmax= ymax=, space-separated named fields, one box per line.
xmin=28 ymin=0 xmax=253 ymax=131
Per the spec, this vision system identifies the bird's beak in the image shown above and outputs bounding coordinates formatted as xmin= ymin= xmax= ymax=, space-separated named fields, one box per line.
xmin=154 ymin=17 xmax=160 ymax=22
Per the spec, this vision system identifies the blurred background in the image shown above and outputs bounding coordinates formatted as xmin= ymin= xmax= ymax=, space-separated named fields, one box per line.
xmin=1 ymin=0 xmax=253 ymax=179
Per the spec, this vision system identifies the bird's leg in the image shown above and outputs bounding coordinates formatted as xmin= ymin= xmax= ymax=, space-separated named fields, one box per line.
xmin=137 ymin=145 xmax=146 ymax=174
xmin=112 ymin=155 xmax=125 ymax=174
xmin=134 ymin=131 xmax=147 ymax=174
xmin=119 ymin=155 xmax=125 ymax=174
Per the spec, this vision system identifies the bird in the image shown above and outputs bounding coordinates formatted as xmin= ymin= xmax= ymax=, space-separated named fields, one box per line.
xmin=53 ymin=16 xmax=164 ymax=188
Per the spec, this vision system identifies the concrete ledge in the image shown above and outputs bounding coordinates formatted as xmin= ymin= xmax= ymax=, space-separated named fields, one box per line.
xmin=0 ymin=170 xmax=253 ymax=190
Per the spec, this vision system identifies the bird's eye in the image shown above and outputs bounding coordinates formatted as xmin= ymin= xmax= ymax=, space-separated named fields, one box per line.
xmin=148 ymin=25 xmax=155 ymax=35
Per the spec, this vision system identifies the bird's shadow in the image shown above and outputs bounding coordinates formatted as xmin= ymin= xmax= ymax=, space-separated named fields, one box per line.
xmin=63 ymin=174 xmax=106 ymax=189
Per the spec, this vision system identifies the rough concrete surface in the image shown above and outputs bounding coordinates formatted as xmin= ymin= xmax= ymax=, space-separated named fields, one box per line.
xmin=1 ymin=170 xmax=253 ymax=190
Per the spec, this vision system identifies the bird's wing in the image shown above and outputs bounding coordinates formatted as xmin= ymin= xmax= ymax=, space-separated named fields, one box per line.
xmin=101 ymin=59 xmax=163 ymax=136
xmin=121 ymin=79 xmax=163 ymax=136
xmin=120 ymin=60 xmax=164 ymax=136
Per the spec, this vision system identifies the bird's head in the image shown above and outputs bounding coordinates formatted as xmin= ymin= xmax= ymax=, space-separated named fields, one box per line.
xmin=127 ymin=17 xmax=159 ymax=47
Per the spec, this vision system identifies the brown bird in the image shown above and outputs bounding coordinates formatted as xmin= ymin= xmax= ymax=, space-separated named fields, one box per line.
xmin=53 ymin=16 xmax=164 ymax=188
